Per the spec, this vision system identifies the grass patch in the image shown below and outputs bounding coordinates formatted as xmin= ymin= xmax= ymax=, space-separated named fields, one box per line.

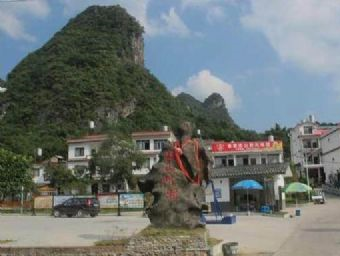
xmin=0 ymin=239 xmax=15 ymax=244
xmin=94 ymin=239 xmax=128 ymax=247
xmin=207 ymin=237 xmax=222 ymax=247
xmin=139 ymin=225 xmax=206 ymax=237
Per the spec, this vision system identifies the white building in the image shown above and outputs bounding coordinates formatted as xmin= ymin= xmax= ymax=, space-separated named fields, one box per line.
xmin=32 ymin=155 xmax=63 ymax=195
xmin=320 ymin=126 xmax=340 ymax=184
xmin=206 ymin=137 xmax=291 ymax=212
xmin=131 ymin=128 xmax=176 ymax=175
xmin=65 ymin=130 xmax=176 ymax=193
xmin=66 ymin=134 xmax=108 ymax=170
xmin=290 ymin=115 xmax=333 ymax=186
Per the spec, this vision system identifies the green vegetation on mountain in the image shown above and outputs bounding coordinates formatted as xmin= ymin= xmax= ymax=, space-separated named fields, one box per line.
xmin=0 ymin=5 xmax=266 ymax=159
xmin=263 ymin=123 xmax=290 ymax=159
xmin=177 ymin=92 xmax=260 ymax=141
xmin=0 ymin=6 xmax=189 ymax=157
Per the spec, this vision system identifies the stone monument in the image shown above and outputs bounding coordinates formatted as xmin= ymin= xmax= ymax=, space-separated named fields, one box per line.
xmin=138 ymin=122 xmax=212 ymax=228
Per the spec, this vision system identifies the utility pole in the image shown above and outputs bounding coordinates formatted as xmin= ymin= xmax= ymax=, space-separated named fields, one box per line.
xmin=20 ymin=185 xmax=24 ymax=215
xmin=304 ymin=154 xmax=311 ymax=201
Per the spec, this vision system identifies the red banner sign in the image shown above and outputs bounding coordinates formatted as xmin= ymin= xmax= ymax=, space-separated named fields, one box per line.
xmin=211 ymin=141 xmax=283 ymax=153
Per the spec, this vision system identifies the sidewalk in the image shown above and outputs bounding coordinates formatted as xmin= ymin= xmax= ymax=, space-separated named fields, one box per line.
xmin=206 ymin=206 xmax=308 ymax=255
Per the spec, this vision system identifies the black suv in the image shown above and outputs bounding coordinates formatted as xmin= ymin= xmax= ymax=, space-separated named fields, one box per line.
xmin=53 ymin=197 xmax=100 ymax=218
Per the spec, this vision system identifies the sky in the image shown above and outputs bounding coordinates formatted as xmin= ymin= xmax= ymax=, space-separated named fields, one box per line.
xmin=1 ymin=0 xmax=340 ymax=132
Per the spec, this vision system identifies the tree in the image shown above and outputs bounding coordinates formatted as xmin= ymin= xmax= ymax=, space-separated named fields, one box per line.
xmin=91 ymin=135 xmax=146 ymax=190
xmin=264 ymin=123 xmax=290 ymax=160
xmin=0 ymin=148 xmax=32 ymax=200
xmin=45 ymin=163 xmax=90 ymax=195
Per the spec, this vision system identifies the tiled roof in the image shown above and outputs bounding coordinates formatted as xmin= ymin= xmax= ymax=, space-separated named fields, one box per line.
xmin=131 ymin=131 xmax=172 ymax=138
xmin=211 ymin=163 xmax=290 ymax=178
xmin=66 ymin=134 xmax=108 ymax=143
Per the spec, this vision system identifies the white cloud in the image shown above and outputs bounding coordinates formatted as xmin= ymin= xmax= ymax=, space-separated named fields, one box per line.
xmin=206 ymin=6 xmax=226 ymax=24
xmin=181 ymin=0 xmax=229 ymax=24
xmin=0 ymin=0 xmax=50 ymax=41
xmin=242 ymin=0 xmax=340 ymax=77
xmin=173 ymin=70 xmax=240 ymax=110
xmin=60 ymin=0 xmax=192 ymax=37
xmin=181 ymin=0 xmax=221 ymax=9
xmin=158 ymin=7 xmax=191 ymax=37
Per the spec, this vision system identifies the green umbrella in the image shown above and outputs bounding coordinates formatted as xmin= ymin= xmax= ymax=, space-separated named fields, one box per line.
xmin=285 ymin=182 xmax=312 ymax=208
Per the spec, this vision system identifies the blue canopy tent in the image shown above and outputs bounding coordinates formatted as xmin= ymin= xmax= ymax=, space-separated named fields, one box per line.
xmin=232 ymin=179 xmax=263 ymax=215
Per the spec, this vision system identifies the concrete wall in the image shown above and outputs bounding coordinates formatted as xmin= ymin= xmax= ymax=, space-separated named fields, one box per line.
xmin=274 ymin=174 xmax=285 ymax=201
xmin=68 ymin=141 xmax=102 ymax=161
xmin=321 ymin=128 xmax=340 ymax=182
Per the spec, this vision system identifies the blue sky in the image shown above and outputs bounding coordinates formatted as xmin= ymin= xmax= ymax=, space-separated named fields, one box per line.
xmin=1 ymin=0 xmax=340 ymax=131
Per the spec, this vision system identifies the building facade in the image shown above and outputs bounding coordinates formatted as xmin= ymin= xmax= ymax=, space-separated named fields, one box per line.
xmin=320 ymin=127 xmax=340 ymax=185
xmin=131 ymin=129 xmax=176 ymax=175
xmin=66 ymin=134 xmax=108 ymax=171
xmin=290 ymin=115 xmax=332 ymax=186
xmin=206 ymin=137 xmax=291 ymax=212
xmin=65 ymin=130 xmax=176 ymax=193
xmin=32 ymin=155 xmax=63 ymax=195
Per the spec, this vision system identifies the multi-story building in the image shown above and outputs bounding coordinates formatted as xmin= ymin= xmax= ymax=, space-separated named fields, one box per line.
xmin=131 ymin=127 xmax=176 ymax=175
xmin=320 ymin=126 xmax=340 ymax=184
xmin=32 ymin=155 xmax=63 ymax=195
xmin=290 ymin=115 xmax=332 ymax=186
xmin=65 ymin=129 xmax=176 ymax=193
xmin=207 ymin=137 xmax=291 ymax=211
xmin=66 ymin=134 xmax=108 ymax=171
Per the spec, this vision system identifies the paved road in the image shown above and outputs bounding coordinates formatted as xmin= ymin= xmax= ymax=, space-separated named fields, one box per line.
xmin=1 ymin=197 xmax=339 ymax=255
xmin=0 ymin=215 xmax=149 ymax=247
xmin=274 ymin=196 xmax=340 ymax=256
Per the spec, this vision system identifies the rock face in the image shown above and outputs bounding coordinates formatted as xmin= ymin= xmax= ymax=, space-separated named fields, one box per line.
xmin=138 ymin=122 xmax=212 ymax=229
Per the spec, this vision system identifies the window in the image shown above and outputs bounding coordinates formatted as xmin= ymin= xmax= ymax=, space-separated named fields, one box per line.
xmin=75 ymin=147 xmax=84 ymax=157
xmin=236 ymin=156 xmax=243 ymax=166
xmin=303 ymin=140 xmax=312 ymax=148
xmin=154 ymin=139 xmax=167 ymax=150
xmin=136 ymin=140 xmax=150 ymax=150
xmin=102 ymin=184 xmax=110 ymax=193
xmin=214 ymin=156 xmax=226 ymax=167
xmin=142 ymin=158 xmax=151 ymax=169
xmin=312 ymin=141 xmax=318 ymax=148
xmin=33 ymin=169 xmax=40 ymax=177
xmin=91 ymin=148 xmax=97 ymax=155
xmin=228 ymin=159 xmax=235 ymax=166
xmin=261 ymin=158 xmax=267 ymax=165
xmin=250 ymin=158 xmax=257 ymax=165
xmin=243 ymin=158 xmax=249 ymax=166
xmin=304 ymin=126 xmax=313 ymax=135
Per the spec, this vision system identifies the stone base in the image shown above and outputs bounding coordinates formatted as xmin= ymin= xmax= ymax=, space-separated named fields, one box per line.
xmin=125 ymin=232 xmax=209 ymax=256
xmin=0 ymin=246 xmax=124 ymax=256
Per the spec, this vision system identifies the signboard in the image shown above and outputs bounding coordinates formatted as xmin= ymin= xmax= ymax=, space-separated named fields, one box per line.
xmin=98 ymin=193 xmax=144 ymax=209
xmin=211 ymin=140 xmax=283 ymax=153
xmin=98 ymin=194 xmax=118 ymax=209
xmin=214 ymin=188 xmax=222 ymax=199
xmin=120 ymin=193 xmax=144 ymax=209
xmin=34 ymin=196 xmax=53 ymax=209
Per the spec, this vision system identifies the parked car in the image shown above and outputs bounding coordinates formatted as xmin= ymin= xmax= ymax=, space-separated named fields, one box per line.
xmin=53 ymin=197 xmax=100 ymax=218
xmin=311 ymin=189 xmax=326 ymax=204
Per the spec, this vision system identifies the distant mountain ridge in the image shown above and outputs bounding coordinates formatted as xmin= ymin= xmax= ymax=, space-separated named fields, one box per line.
xmin=177 ymin=92 xmax=259 ymax=141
